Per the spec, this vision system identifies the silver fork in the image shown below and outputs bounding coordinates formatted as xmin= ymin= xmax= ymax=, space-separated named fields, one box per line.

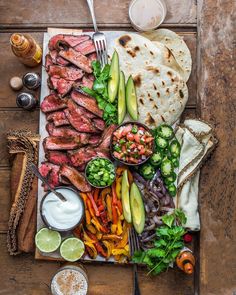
xmin=128 ymin=227 xmax=141 ymax=295
xmin=86 ymin=0 xmax=108 ymax=67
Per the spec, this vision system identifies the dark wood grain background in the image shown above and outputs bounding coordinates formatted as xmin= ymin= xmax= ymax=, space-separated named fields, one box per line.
xmin=0 ymin=0 xmax=235 ymax=294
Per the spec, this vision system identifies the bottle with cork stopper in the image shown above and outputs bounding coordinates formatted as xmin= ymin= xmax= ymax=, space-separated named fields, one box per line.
xmin=10 ymin=33 xmax=42 ymax=67
xmin=176 ymin=247 xmax=195 ymax=275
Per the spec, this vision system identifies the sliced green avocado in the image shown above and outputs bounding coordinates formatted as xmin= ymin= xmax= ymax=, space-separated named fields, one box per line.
xmin=118 ymin=71 xmax=126 ymax=124
xmin=108 ymin=51 xmax=119 ymax=102
xmin=121 ymin=170 xmax=132 ymax=223
xmin=130 ymin=182 xmax=145 ymax=234
xmin=126 ymin=76 xmax=138 ymax=120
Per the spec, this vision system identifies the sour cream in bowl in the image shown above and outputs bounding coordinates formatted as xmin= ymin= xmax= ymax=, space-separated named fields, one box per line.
xmin=40 ymin=187 xmax=85 ymax=232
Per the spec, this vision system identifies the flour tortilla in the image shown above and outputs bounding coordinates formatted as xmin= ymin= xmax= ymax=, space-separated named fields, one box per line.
xmin=108 ymin=33 xmax=186 ymax=79
xmin=132 ymin=65 xmax=188 ymax=127
xmin=142 ymin=29 xmax=192 ymax=81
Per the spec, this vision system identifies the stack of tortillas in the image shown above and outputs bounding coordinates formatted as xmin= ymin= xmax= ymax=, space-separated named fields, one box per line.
xmin=108 ymin=29 xmax=192 ymax=127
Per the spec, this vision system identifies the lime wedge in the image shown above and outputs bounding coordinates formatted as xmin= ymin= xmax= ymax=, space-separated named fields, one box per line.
xmin=35 ymin=228 xmax=61 ymax=253
xmin=60 ymin=237 xmax=85 ymax=262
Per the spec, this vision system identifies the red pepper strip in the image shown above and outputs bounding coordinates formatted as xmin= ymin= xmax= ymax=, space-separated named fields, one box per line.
xmin=116 ymin=199 xmax=123 ymax=215
xmin=95 ymin=241 xmax=107 ymax=258
xmin=86 ymin=198 xmax=95 ymax=218
xmin=94 ymin=188 xmax=100 ymax=203
xmin=98 ymin=204 xmax=105 ymax=212
xmin=86 ymin=230 xmax=98 ymax=242
xmin=100 ymin=210 xmax=109 ymax=226
xmin=112 ymin=183 xmax=118 ymax=205
xmin=112 ymin=204 xmax=118 ymax=224
xmin=88 ymin=192 xmax=100 ymax=217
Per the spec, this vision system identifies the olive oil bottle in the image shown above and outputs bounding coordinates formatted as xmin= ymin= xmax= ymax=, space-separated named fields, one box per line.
xmin=10 ymin=33 xmax=42 ymax=67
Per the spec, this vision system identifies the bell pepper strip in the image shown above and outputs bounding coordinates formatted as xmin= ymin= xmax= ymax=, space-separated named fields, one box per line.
xmin=73 ymin=225 xmax=82 ymax=239
xmin=82 ymin=228 xmax=96 ymax=244
xmin=102 ymin=240 xmax=113 ymax=258
xmin=86 ymin=198 xmax=95 ymax=218
xmin=115 ymin=176 xmax=122 ymax=199
xmin=111 ymin=224 xmax=117 ymax=234
xmin=112 ymin=183 xmax=118 ymax=205
xmin=112 ymin=248 xmax=129 ymax=256
xmin=96 ymin=232 xmax=103 ymax=240
xmin=80 ymin=192 xmax=87 ymax=206
xmin=99 ymin=210 xmax=109 ymax=226
xmin=91 ymin=217 xmax=109 ymax=233
xmin=116 ymin=166 xmax=126 ymax=177
xmin=87 ymin=192 xmax=100 ymax=217
xmin=114 ymin=255 xmax=121 ymax=262
xmin=95 ymin=241 xmax=107 ymax=258
xmin=93 ymin=188 xmax=100 ymax=203
xmin=127 ymin=170 xmax=133 ymax=185
xmin=112 ymin=204 xmax=118 ymax=224
xmin=106 ymin=194 xmax=113 ymax=222
xmin=102 ymin=234 xmax=122 ymax=241
xmin=85 ymin=209 xmax=91 ymax=225
xmin=116 ymin=231 xmax=128 ymax=249
xmin=124 ymin=244 xmax=129 ymax=253
xmin=98 ymin=204 xmax=105 ymax=212
xmin=86 ymin=224 xmax=97 ymax=234
xmin=84 ymin=241 xmax=98 ymax=259
xmin=100 ymin=187 xmax=111 ymax=201
xmin=116 ymin=217 xmax=123 ymax=236
xmin=86 ymin=230 xmax=98 ymax=242
xmin=116 ymin=199 xmax=123 ymax=215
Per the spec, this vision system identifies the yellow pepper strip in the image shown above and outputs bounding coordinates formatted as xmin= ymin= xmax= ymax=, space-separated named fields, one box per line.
xmin=86 ymin=224 xmax=96 ymax=234
xmin=82 ymin=228 xmax=96 ymax=244
xmin=80 ymin=192 xmax=87 ymax=207
xmin=96 ymin=232 xmax=103 ymax=240
xmin=116 ymin=166 xmax=126 ymax=177
xmin=106 ymin=194 xmax=113 ymax=222
xmin=102 ymin=240 xmax=113 ymax=259
xmin=124 ymin=244 xmax=129 ymax=253
xmin=100 ymin=187 xmax=111 ymax=201
xmin=116 ymin=217 xmax=123 ymax=236
xmin=114 ymin=255 xmax=121 ymax=262
xmin=115 ymin=176 xmax=122 ymax=199
xmin=127 ymin=170 xmax=133 ymax=184
xmin=84 ymin=241 xmax=98 ymax=259
xmin=91 ymin=217 xmax=108 ymax=233
xmin=116 ymin=231 xmax=128 ymax=249
xmin=112 ymin=248 xmax=129 ymax=256
xmin=85 ymin=209 xmax=91 ymax=225
xmin=102 ymin=234 xmax=122 ymax=241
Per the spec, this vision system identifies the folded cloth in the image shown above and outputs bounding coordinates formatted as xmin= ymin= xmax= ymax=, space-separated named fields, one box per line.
xmin=175 ymin=119 xmax=218 ymax=231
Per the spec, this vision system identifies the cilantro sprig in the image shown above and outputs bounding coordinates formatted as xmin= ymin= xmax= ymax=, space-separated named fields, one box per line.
xmin=132 ymin=209 xmax=187 ymax=275
xmin=82 ymin=61 xmax=117 ymax=126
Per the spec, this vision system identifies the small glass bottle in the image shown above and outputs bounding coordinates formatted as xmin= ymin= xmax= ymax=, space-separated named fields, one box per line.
xmin=176 ymin=247 xmax=195 ymax=274
xmin=10 ymin=33 xmax=42 ymax=67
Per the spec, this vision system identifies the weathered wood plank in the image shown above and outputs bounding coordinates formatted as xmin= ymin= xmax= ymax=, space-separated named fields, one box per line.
xmin=0 ymin=234 xmax=195 ymax=295
xmin=0 ymin=32 xmax=197 ymax=108
xmin=0 ymin=110 xmax=39 ymax=167
xmin=0 ymin=169 xmax=11 ymax=232
xmin=197 ymin=1 xmax=236 ymax=295
xmin=0 ymin=0 xmax=197 ymax=28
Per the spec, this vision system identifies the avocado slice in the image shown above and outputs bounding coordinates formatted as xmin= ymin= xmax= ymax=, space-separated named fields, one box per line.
xmin=130 ymin=182 xmax=145 ymax=234
xmin=118 ymin=71 xmax=126 ymax=124
xmin=126 ymin=76 xmax=138 ymax=120
xmin=121 ymin=170 xmax=132 ymax=223
xmin=108 ymin=51 xmax=119 ymax=102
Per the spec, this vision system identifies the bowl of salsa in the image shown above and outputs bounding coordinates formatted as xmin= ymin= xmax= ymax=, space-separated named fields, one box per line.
xmin=111 ymin=122 xmax=154 ymax=166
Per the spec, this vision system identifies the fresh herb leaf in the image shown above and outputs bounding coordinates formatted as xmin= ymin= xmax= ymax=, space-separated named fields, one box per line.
xmin=132 ymin=250 xmax=145 ymax=264
xmin=91 ymin=60 xmax=101 ymax=79
xmin=162 ymin=214 xmax=175 ymax=228
xmin=174 ymin=209 xmax=187 ymax=225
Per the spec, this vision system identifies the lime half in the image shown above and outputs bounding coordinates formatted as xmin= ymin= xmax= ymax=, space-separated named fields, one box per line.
xmin=35 ymin=228 xmax=61 ymax=253
xmin=60 ymin=238 xmax=85 ymax=262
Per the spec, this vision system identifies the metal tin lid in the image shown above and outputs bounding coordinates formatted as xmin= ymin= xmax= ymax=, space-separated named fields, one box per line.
xmin=129 ymin=0 xmax=167 ymax=31
xmin=22 ymin=72 xmax=41 ymax=90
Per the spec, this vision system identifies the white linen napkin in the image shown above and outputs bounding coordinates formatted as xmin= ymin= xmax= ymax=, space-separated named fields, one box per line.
xmin=174 ymin=119 xmax=217 ymax=231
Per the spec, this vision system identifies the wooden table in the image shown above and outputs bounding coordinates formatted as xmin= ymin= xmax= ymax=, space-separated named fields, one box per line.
xmin=0 ymin=1 xmax=235 ymax=294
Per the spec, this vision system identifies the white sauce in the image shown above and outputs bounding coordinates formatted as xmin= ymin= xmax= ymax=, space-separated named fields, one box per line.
xmin=129 ymin=0 xmax=166 ymax=31
xmin=42 ymin=188 xmax=83 ymax=230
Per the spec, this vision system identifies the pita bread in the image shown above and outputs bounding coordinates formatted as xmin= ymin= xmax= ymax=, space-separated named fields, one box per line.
xmin=108 ymin=33 xmax=186 ymax=79
xmin=131 ymin=65 xmax=188 ymax=127
xmin=142 ymin=29 xmax=192 ymax=81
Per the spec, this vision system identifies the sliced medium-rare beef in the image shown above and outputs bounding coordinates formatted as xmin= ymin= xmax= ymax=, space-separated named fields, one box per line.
xmin=88 ymin=134 xmax=101 ymax=145
xmin=74 ymin=39 xmax=96 ymax=55
xmin=71 ymin=90 xmax=103 ymax=118
xmin=46 ymin=151 xmax=71 ymax=165
xmin=48 ymin=65 xmax=84 ymax=81
xmin=41 ymin=94 xmax=67 ymax=113
xmin=88 ymin=52 xmax=97 ymax=62
xmin=59 ymin=48 xmax=92 ymax=74
xmin=68 ymin=147 xmax=97 ymax=167
xmin=43 ymin=136 xmax=82 ymax=151
xmin=49 ymin=34 xmax=90 ymax=51
xmin=45 ymin=54 xmax=53 ymax=71
xmin=49 ymin=50 xmax=58 ymax=63
xmin=59 ymin=164 xmax=91 ymax=192
xmin=98 ymin=124 xmax=117 ymax=149
xmin=48 ymin=77 xmax=73 ymax=97
xmin=39 ymin=162 xmax=60 ymax=189
xmin=56 ymin=56 xmax=70 ymax=66
xmin=46 ymin=111 xmax=69 ymax=127
xmin=65 ymin=100 xmax=99 ymax=133
xmin=92 ymin=118 xmax=106 ymax=131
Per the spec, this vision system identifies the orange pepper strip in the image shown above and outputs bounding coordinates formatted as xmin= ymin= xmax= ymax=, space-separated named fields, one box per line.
xmin=80 ymin=193 xmax=87 ymax=207
xmin=106 ymin=194 xmax=113 ymax=222
xmin=112 ymin=183 xmax=118 ymax=205
xmin=85 ymin=209 xmax=91 ymax=225
xmin=116 ymin=166 xmax=126 ymax=176
xmin=112 ymin=205 xmax=118 ymax=224
xmin=115 ymin=176 xmax=122 ymax=199
xmin=127 ymin=170 xmax=133 ymax=185
xmin=93 ymin=188 xmax=100 ymax=203
xmin=87 ymin=192 xmax=100 ymax=216
xmin=116 ymin=199 xmax=123 ymax=215
xmin=86 ymin=198 xmax=95 ymax=218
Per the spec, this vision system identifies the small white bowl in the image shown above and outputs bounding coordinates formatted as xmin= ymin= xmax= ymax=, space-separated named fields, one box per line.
xmin=129 ymin=0 xmax=167 ymax=32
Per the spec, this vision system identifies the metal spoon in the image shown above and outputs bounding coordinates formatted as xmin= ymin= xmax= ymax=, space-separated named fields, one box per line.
xmin=30 ymin=163 xmax=67 ymax=202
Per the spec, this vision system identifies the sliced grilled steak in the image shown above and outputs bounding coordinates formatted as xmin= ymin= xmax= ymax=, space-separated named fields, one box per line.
xmin=74 ymin=39 xmax=96 ymax=55
xmin=41 ymin=94 xmax=67 ymax=113
xmin=88 ymin=134 xmax=101 ymax=145
xmin=98 ymin=124 xmax=117 ymax=149
xmin=92 ymin=118 xmax=106 ymax=131
xmin=43 ymin=136 xmax=82 ymax=151
xmin=94 ymin=147 xmax=111 ymax=159
xmin=65 ymin=100 xmax=99 ymax=133
xmin=46 ymin=111 xmax=70 ymax=127
xmin=56 ymin=56 xmax=70 ymax=66
xmin=88 ymin=52 xmax=97 ymax=62
xmin=39 ymin=162 xmax=60 ymax=189
xmin=59 ymin=164 xmax=91 ymax=192
xmin=68 ymin=147 xmax=97 ymax=167
xmin=71 ymin=90 xmax=103 ymax=118
xmin=45 ymin=54 xmax=53 ymax=71
xmin=59 ymin=48 xmax=92 ymax=74
xmin=48 ymin=65 xmax=84 ymax=81
xmin=49 ymin=34 xmax=91 ymax=51
xmin=46 ymin=151 xmax=71 ymax=165
xmin=57 ymin=78 xmax=73 ymax=97
xmin=48 ymin=76 xmax=59 ymax=89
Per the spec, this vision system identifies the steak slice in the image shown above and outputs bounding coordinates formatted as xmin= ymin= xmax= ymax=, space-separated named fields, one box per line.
xmin=92 ymin=118 xmax=106 ymax=131
xmin=45 ymin=54 xmax=53 ymax=71
xmin=74 ymin=39 xmax=96 ymax=55
xmin=43 ymin=136 xmax=82 ymax=151
xmin=48 ymin=65 xmax=84 ymax=81
xmin=71 ymin=90 xmax=103 ymax=118
xmin=49 ymin=34 xmax=90 ymax=51
xmin=39 ymin=162 xmax=60 ymax=189
xmin=59 ymin=164 xmax=91 ymax=192
xmin=88 ymin=134 xmax=101 ymax=145
xmin=98 ymin=124 xmax=118 ymax=149
xmin=46 ymin=151 xmax=71 ymax=165
xmin=41 ymin=94 xmax=67 ymax=113
xmin=68 ymin=147 xmax=97 ymax=167
xmin=46 ymin=111 xmax=70 ymax=127
xmin=59 ymin=48 xmax=92 ymax=74
xmin=48 ymin=76 xmax=73 ymax=97
xmin=56 ymin=56 xmax=70 ymax=66
xmin=88 ymin=52 xmax=97 ymax=62
xmin=65 ymin=100 xmax=99 ymax=133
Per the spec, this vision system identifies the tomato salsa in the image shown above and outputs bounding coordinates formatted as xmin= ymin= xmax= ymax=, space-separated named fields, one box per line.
xmin=111 ymin=123 xmax=154 ymax=164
